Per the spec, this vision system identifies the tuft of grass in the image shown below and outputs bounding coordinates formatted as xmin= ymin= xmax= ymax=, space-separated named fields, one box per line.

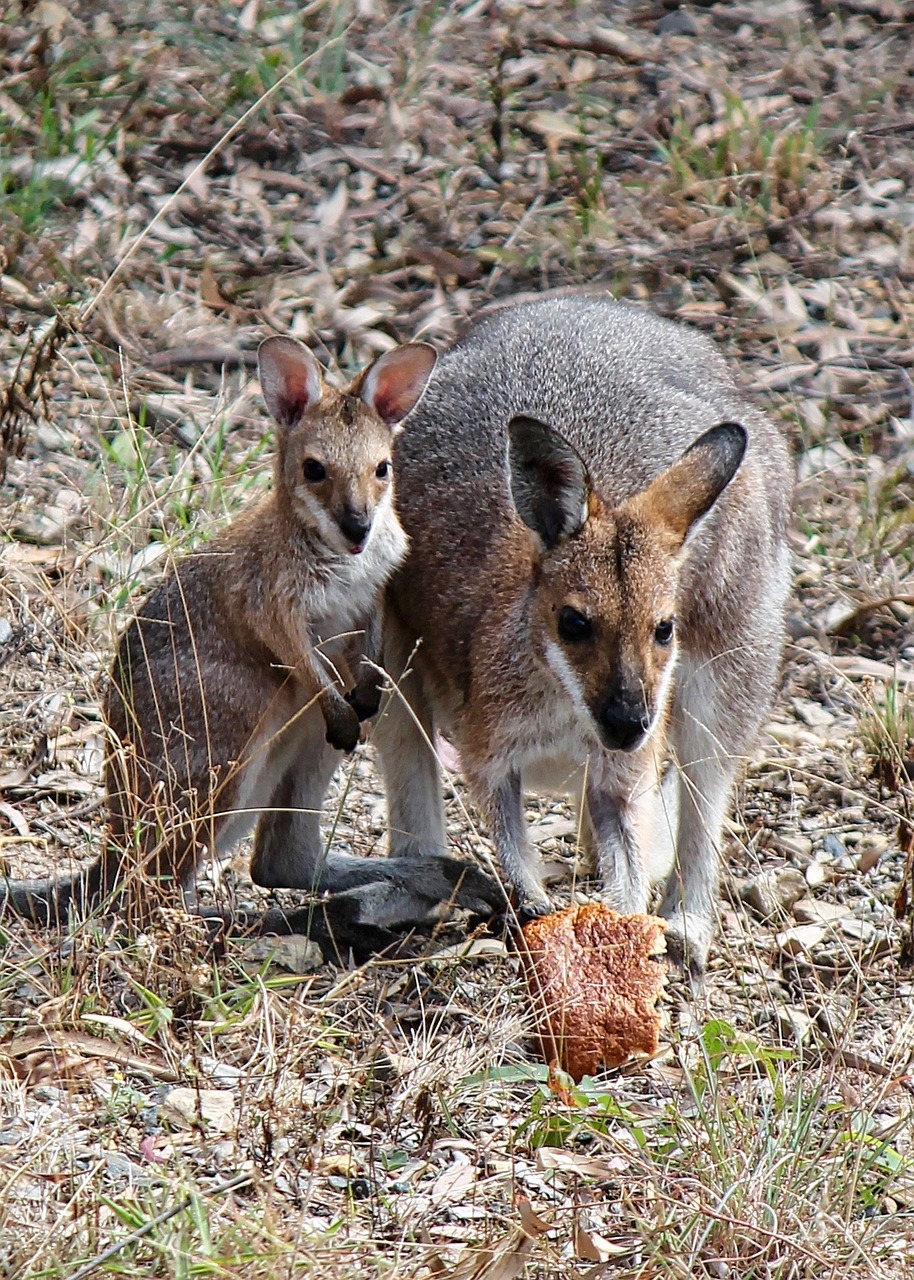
xmin=860 ymin=680 xmax=914 ymax=791
xmin=657 ymin=97 xmax=826 ymax=218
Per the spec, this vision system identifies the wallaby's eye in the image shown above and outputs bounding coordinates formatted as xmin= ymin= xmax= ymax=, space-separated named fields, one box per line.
xmin=303 ymin=459 xmax=327 ymax=483
xmin=375 ymin=459 xmax=390 ymax=480
xmin=558 ymin=606 xmax=592 ymax=642
xmin=654 ymin=619 xmax=675 ymax=646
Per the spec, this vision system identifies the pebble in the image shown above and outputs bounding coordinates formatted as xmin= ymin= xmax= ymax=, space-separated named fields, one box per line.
xmin=804 ymin=861 xmax=827 ymax=889
xmin=741 ymin=867 xmax=807 ymax=919
xmin=776 ymin=924 xmax=826 ymax=956
xmin=776 ymin=1006 xmax=815 ymax=1044
xmin=792 ymin=898 xmax=848 ymax=927
xmin=658 ymin=9 xmax=698 ymax=36
xmin=777 ymin=834 xmax=814 ymax=862
xmin=240 ymin=935 xmax=323 ymax=973
xmin=839 ymin=917 xmax=876 ymax=944
xmin=0 ymin=617 xmax=12 ymax=645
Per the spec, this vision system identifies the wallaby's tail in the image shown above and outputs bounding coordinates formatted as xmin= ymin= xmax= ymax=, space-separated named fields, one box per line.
xmin=0 ymin=859 xmax=105 ymax=927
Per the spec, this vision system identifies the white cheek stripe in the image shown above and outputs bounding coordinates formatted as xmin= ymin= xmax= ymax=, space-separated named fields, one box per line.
xmin=644 ymin=643 xmax=680 ymax=741
xmin=544 ymin=639 xmax=593 ymax=725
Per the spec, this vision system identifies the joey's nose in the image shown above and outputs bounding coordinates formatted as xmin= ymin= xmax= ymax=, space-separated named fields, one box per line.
xmin=339 ymin=512 xmax=372 ymax=552
xmin=599 ymin=698 xmax=649 ymax=751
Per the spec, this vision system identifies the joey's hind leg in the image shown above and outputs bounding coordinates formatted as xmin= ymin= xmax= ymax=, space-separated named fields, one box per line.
xmin=249 ymin=718 xmax=339 ymax=890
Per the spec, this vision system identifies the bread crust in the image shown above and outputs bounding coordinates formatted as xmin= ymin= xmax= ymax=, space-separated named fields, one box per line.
xmin=519 ymin=903 xmax=667 ymax=1081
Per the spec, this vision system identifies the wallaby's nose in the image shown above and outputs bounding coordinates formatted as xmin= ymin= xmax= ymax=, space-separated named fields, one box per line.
xmin=339 ymin=511 xmax=372 ymax=552
xmin=598 ymin=697 xmax=649 ymax=752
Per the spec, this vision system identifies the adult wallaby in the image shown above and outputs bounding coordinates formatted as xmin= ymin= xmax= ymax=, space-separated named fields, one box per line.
xmin=2 ymin=336 xmax=501 ymax=956
xmin=374 ymin=292 xmax=792 ymax=978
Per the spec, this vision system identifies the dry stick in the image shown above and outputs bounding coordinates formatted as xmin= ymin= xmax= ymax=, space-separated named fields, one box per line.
xmin=66 ymin=1171 xmax=253 ymax=1280
xmin=80 ymin=27 xmax=352 ymax=327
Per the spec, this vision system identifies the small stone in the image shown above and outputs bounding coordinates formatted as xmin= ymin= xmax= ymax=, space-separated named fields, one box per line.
xmin=839 ymin=917 xmax=876 ymax=944
xmin=240 ymin=935 xmax=323 ymax=973
xmin=804 ymin=861 xmax=828 ymax=889
xmin=858 ymin=836 xmax=889 ymax=873
xmin=530 ymin=814 xmax=577 ymax=844
xmin=778 ymin=834 xmax=814 ymax=863
xmin=777 ymin=924 xmax=826 ymax=956
xmin=792 ymin=898 xmax=850 ymax=927
xmin=0 ymin=617 xmax=12 ymax=645
xmin=162 ymin=1088 xmax=236 ymax=1134
xmin=658 ymin=8 xmax=698 ymax=36
xmin=741 ymin=867 xmax=807 ymax=919
xmin=823 ymin=834 xmax=847 ymax=861
xmin=776 ymin=1006 xmax=815 ymax=1044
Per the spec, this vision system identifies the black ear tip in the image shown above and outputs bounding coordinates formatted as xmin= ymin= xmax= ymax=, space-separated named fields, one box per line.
xmin=692 ymin=420 xmax=748 ymax=473
xmin=507 ymin=415 xmax=547 ymax=447
xmin=713 ymin=420 xmax=748 ymax=453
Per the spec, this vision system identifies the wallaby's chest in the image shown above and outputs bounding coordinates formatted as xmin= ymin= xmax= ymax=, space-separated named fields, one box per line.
xmin=304 ymin=535 xmax=399 ymax=640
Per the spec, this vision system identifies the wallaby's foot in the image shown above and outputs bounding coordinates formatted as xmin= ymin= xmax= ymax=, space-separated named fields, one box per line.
xmin=196 ymin=901 xmax=409 ymax=965
xmin=260 ymin=901 xmax=413 ymax=963
xmin=661 ymin=908 xmax=712 ymax=988
xmin=483 ymin=897 xmax=552 ymax=947
xmin=317 ymin=853 xmax=505 ymax=929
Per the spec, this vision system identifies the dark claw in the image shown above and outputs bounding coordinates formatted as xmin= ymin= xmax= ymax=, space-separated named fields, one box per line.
xmin=482 ymin=899 xmax=552 ymax=948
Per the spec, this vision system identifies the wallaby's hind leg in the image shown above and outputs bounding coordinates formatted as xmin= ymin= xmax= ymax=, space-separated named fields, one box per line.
xmin=373 ymin=612 xmax=447 ymax=859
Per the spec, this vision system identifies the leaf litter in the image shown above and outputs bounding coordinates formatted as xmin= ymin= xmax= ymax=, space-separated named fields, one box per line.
xmin=1 ymin=0 xmax=914 ymax=1276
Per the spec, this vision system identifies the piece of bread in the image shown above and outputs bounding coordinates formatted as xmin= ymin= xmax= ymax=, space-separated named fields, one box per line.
xmin=519 ymin=904 xmax=667 ymax=1082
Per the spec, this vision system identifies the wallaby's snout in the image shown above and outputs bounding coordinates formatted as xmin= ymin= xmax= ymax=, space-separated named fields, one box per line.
xmin=598 ymin=689 xmax=651 ymax=752
xmin=337 ymin=504 xmax=373 ymax=554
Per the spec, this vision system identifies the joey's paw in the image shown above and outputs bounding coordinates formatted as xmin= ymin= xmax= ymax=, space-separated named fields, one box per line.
xmin=345 ymin=681 xmax=382 ymax=723
xmin=662 ymin=910 xmax=713 ymax=990
xmin=324 ymin=699 xmax=361 ymax=752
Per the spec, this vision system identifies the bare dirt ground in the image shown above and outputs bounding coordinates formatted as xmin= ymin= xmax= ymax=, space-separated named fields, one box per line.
xmin=1 ymin=2 xmax=913 ymax=1276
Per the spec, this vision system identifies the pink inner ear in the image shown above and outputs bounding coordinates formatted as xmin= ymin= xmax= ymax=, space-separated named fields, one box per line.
xmin=363 ymin=344 xmax=437 ymax=424
xmin=259 ymin=337 xmax=322 ymax=428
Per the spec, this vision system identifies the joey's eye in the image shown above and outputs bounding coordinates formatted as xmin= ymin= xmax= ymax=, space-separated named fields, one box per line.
xmin=654 ymin=619 xmax=674 ymax=646
xmin=558 ymin=606 xmax=592 ymax=642
xmin=303 ymin=459 xmax=327 ymax=483
xmin=375 ymin=459 xmax=390 ymax=480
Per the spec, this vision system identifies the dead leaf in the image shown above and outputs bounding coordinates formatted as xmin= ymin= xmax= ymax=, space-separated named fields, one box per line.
xmin=429 ymin=1162 xmax=477 ymax=1206
xmin=162 ymin=1087 xmax=237 ymax=1134
xmin=5 ymin=1029 xmax=177 ymax=1081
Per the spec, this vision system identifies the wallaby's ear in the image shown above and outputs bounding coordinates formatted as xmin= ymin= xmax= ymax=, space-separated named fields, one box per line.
xmin=361 ymin=343 xmax=437 ymax=429
xmin=258 ymin=337 xmax=323 ymax=430
xmin=629 ymin=422 xmax=747 ymax=547
xmin=507 ymin=416 xmax=591 ymax=550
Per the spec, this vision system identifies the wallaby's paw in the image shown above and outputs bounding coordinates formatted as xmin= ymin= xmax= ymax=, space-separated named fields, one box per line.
xmin=324 ymin=699 xmax=361 ymax=752
xmin=661 ymin=909 xmax=712 ymax=987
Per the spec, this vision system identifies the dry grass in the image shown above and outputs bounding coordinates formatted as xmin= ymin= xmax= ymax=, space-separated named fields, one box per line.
xmin=1 ymin=1 xmax=914 ymax=1276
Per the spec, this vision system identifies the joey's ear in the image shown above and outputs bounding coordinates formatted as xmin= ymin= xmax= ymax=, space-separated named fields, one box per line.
xmin=629 ymin=422 xmax=747 ymax=547
xmin=507 ymin=416 xmax=591 ymax=550
xmin=361 ymin=343 xmax=437 ymax=429
xmin=258 ymin=336 xmax=323 ymax=429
